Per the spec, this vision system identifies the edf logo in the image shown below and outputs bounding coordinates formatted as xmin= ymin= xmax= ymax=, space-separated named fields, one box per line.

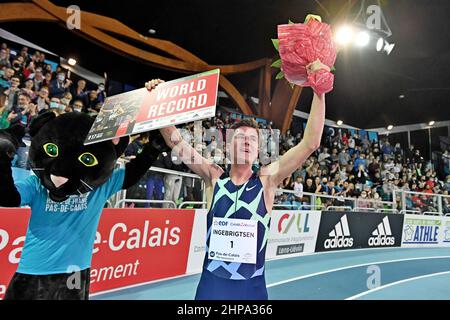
xmin=214 ymin=220 xmax=228 ymax=227
xmin=278 ymin=213 xmax=310 ymax=234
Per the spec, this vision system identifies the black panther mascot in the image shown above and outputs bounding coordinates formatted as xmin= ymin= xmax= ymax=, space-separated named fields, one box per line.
xmin=0 ymin=110 xmax=166 ymax=300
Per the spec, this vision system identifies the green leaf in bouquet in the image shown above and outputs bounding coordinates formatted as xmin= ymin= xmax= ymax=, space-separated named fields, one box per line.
xmin=289 ymin=82 xmax=295 ymax=89
xmin=271 ymin=58 xmax=282 ymax=68
xmin=275 ymin=70 xmax=284 ymax=80
xmin=288 ymin=19 xmax=295 ymax=24
xmin=305 ymin=14 xmax=322 ymax=23
xmin=272 ymin=39 xmax=279 ymax=51
xmin=331 ymin=65 xmax=336 ymax=73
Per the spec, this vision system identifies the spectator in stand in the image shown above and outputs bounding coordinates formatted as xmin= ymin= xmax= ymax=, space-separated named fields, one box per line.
xmin=49 ymin=71 xmax=72 ymax=98
xmin=354 ymin=164 xmax=369 ymax=189
xmin=96 ymin=82 xmax=107 ymax=103
xmin=394 ymin=143 xmax=403 ymax=159
xmin=442 ymin=150 xmax=450 ymax=175
xmin=3 ymin=76 xmax=21 ymax=111
xmin=444 ymin=176 xmax=450 ymax=192
xmin=318 ymin=147 xmax=331 ymax=167
xmin=368 ymin=157 xmax=380 ymax=177
xmin=42 ymin=72 xmax=52 ymax=88
xmin=30 ymin=67 xmax=45 ymax=91
xmin=144 ymin=151 xmax=172 ymax=208
xmin=414 ymin=149 xmax=424 ymax=164
xmin=354 ymin=153 xmax=367 ymax=171
xmin=11 ymin=58 xmax=25 ymax=81
xmin=80 ymin=90 xmax=99 ymax=113
xmin=22 ymin=79 xmax=35 ymax=99
xmin=348 ymin=135 xmax=356 ymax=155
xmin=70 ymin=79 xmax=86 ymax=100
xmin=32 ymin=86 xmax=50 ymax=113
xmin=0 ymin=67 xmax=15 ymax=96
xmin=382 ymin=140 xmax=393 ymax=160
xmin=292 ymin=176 xmax=304 ymax=202
xmin=341 ymin=132 xmax=349 ymax=146
xmin=0 ymin=47 xmax=11 ymax=68
xmin=405 ymin=144 xmax=415 ymax=164
xmin=303 ymin=178 xmax=315 ymax=204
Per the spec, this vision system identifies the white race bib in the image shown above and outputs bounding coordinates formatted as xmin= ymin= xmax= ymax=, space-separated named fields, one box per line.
xmin=208 ymin=217 xmax=258 ymax=264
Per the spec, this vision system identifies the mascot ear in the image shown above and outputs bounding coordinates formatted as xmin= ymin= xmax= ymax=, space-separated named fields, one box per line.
xmin=5 ymin=124 xmax=25 ymax=148
xmin=112 ymin=136 xmax=130 ymax=157
xmin=29 ymin=112 xmax=56 ymax=137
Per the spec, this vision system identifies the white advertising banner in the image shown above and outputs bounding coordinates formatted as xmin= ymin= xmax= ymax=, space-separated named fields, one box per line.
xmin=266 ymin=210 xmax=322 ymax=259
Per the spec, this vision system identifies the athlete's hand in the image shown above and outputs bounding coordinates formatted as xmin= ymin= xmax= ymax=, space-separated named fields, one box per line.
xmin=145 ymin=79 xmax=165 ymax=91
xmin=306 ymin=59 xmax=330 ymax=73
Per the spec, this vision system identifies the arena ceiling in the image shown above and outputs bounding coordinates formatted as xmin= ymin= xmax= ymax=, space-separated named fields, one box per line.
xmin=2 ymin=0 xmax=450 ymax=129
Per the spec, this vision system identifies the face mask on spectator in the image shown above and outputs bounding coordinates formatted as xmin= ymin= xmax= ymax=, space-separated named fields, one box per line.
xmin=57 ymin=74 xmax=65 ymax=82
xmin=74 ymin=107 xmax=82 ymax=112
xmin=98 ymin=85 xmax=105 ymax=91
xmin=50 ymin=101 xmax=59 ymax=109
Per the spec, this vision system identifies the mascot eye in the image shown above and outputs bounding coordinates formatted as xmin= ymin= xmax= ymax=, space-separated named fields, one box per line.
xmin=43 ymin=143 xmax=59 ymax=158
xmin=78 ymin=152 xmax=98 ymax=167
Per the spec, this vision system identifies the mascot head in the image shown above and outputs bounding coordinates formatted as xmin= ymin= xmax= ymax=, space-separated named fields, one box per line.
xmin=28 ymin=112 xmax=129 ymax=202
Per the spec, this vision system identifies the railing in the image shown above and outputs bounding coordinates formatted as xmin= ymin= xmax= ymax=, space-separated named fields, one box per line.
xmin=377 ymin=208 xmax=399 ymax=214
xmin=399 ymin=209 xmax=421 ymax=215
xmin=178 ymin=201 xmax=207 ymax=209
xmin=115 ymin=199 xmax=177 ymax=208
xmin=423 ymin=211 xmax=441 ymax=216
xmin=275 ymin=188 xmax=395 ymax=212
xmin=111 ymin=165 xmax=205 ymax=209
xmin=326 ymin=206 xmax=353 ymax=211
xmin=273 ymin=204 xmax=301 ymax=209
xmin=353 ymin=207 xmax=376 ymax=212
xmin=298 ymin=204 xmax=325 ymax=210
xmin=393 ymin=189 xmax=450 ymax=215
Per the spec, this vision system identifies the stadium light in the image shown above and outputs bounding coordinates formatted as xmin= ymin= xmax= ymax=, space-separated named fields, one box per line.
xmin=387 ymin=125 xmax=394 ymax=131
xmin=428 ymin=121 xmax=435 ymax=126
xmin=336 ymin=120 xmax=343 ymax=126
xmin=68 ymin=58 xmax=77 ymax=66
xmin=355 ymin=31 xmax=370 ymax=47
xmin=335 ymin=26 xmax=354 ymax=46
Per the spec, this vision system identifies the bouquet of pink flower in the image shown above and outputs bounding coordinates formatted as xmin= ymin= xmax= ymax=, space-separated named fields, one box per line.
xmin=272 ymin=14 xmax=336 ymax=94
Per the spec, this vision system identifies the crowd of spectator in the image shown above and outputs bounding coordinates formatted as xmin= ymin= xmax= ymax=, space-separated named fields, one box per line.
xmin=275 ymin=128 xmax=450 ymax=214
xmin=0 ymin=43 xmax=106 ymax=132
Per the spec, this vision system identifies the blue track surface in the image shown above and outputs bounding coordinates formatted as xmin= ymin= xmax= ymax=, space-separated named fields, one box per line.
xmin=91 ymin=247 xmax=450 ymax=300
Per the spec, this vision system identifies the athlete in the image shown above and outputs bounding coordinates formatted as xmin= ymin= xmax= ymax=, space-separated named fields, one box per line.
xmin=146 ymin=60 xmax=329 ymax=299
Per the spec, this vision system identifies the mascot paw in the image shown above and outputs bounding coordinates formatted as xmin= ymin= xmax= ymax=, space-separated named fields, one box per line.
xmin=0 ymin=125 xmax=25 ymax=162
xmin=148 ymin=130 xmax=170 ymax=152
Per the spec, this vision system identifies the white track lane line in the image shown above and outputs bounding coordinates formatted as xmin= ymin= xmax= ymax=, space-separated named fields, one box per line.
xmin=345 ymin=270 xmax=450 ymax=300
xmin=266 ymin=256 xmax=450 ymax=288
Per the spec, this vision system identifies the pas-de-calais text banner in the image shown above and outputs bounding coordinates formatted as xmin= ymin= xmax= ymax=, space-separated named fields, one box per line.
xmin=84 ymin=69 xmax=220 ymax=145
xmin=0 ymin=209 xmax=30 ymax=300
xmin=0 ymin=208 xmax=196 ymax=299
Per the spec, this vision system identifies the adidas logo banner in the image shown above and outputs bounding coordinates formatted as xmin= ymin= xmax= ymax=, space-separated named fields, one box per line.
xmin=315 ymin=211 xmax=403 ymax=252
xmin=368 ymin=216 xmax=395 ymax=246
xmin=324 ymin=214 xmax=354 ymax=249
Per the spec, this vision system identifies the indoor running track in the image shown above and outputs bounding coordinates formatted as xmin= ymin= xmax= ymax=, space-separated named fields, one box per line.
xmin=91 ymin=247 xmax=450 ymax=300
